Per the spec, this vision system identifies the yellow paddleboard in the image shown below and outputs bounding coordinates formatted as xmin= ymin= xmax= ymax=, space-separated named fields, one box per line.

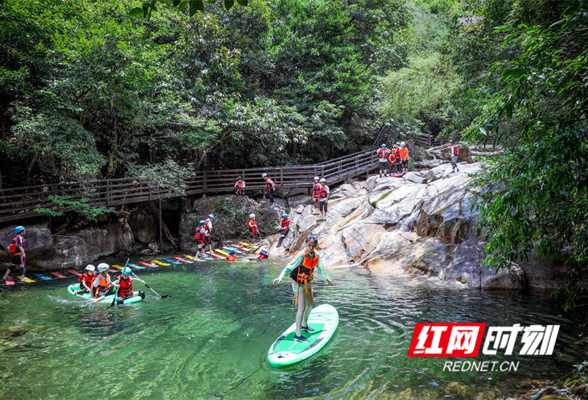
xmin=214 ymin=249 xmax=229 ymax=257
xmin=18 ymin=276 xmax=36 ymax=283
xmin=239 ymin=242 xmax=259 ymax=249
xmin=152 ymin=260 xmax=171 ymax=266
xmin=112 ymin=265 xmax=123 ymax=269
xmin=185 ymin=255 xmax=195 ymax=260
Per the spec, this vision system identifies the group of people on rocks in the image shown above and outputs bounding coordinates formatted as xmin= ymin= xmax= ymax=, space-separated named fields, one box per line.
xmin=377 ymin=142 xmax=410 ymax=177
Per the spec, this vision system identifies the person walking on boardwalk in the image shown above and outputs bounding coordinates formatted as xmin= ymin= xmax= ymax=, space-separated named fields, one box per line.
xmin=4 ymin=226 xmax=27 ymax=281
xmin=234 ymin=176 xmax=246 ymax=196
xmin=377 ymin=144 xmax=390 ymax=177
xmin=272 ymin=234 xmax=334 ymax=343
xmin=318 ymin=178 xmax=330 ymax=221
xmin=399 ymin=142 xmax=410 ymax=172
xmin=248 ymin=213 xmax=260 ymax=240
xmin=311 ymin=176 xmax=321 ymax=215
xmin=262 ymin=173 xmax=275 ymax=204
xmin=450 ymin=140 xmax=460 ymax=173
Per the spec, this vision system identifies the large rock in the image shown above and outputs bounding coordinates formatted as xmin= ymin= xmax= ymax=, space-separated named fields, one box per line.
xmin=287 ymin=194 xmax=312 ymax=209
xmin=129 ymin=210 xmax=157 ymax=244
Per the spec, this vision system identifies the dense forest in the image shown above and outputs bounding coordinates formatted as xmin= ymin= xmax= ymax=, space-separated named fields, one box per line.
xmin=1 ymin=0 xmax=587 ymax=304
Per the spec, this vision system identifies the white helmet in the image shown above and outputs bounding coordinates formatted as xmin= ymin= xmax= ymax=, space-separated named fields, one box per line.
xmin=314 ymin=176 xmax=319 ymax=181
xmin=249 ymin=213 xmax=255 ymax=218
xmin=97 ymin=263 xmax=109 ymax=272
xmin=262 ymin=173 xmax=268 ymax=178
xmin=320 ymin=178 xmax=326 ymax=183
xmin=85 ymin=264 xmax=95 ymax=272
xmin=401 ymin=142 xmax=406 ymax=146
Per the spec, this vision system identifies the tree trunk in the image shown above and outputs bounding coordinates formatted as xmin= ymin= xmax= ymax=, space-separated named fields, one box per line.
xmin=148 ymin=200 xmax=176 ymax=247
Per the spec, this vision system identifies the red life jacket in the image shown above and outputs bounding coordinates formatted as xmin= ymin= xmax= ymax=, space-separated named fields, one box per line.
xmin=452 ymin=145 xmax=459 ymax=156
xmin=116 ymin=275 xmax=133 ymax=298
xmin=265 ymin=178 xmax=274 ymax=190
xmin=204 ymin=219 xmax=212 ymax=232
xmin=248 ymin=219 xmax=258 ymax=234
xmin=319 ymin=185 xmax=328 ymax=199
xmin=94 ymin=274 xmax=111 ymax=294
xmin=388 ymin=149 xmax=397 ymax=164
xmin=235 ymin=181 xmax=244 ymax=188
xmin=313 ymin=183 xmax=321 ymax=198
xmin=226 ymin=255 xmax=237 ymax=262
xmin=281 ymin=218 xmax=291 ymax=232
xmin=194 ymin=229 xmax=204 ymax=242
xmin=377 ymin=148 xmax=388 ymax=159
xmin=258 ymin=253 xmax=268 ymax=260
xmin=9 ymin=236 xmax=24 ymax=255
xmin=79 ymin=272 xmax=95 ymax=289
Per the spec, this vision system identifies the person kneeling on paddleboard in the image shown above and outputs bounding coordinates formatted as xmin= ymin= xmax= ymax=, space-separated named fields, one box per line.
xmin=226 ymin=249 xmax=237 ymax=262
xmin=92 ymin=263 xmax=114 ymax=302
xmin=74 ymin=265 xmax=96 ymax=295
xmin=273 ymin=234 xmax=334 ymax=343
xmin=113 ymin=267 xmax=145 ymax=303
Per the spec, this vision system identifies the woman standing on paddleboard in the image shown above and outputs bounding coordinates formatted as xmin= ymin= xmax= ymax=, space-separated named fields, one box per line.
xmin=273 ymin=234 xmax=334 ymax=343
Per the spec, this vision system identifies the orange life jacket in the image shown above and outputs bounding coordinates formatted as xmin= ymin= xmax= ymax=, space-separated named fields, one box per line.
xmin=399 ymin=147 xmax=409 ymax=161
xmin=290 ymin=249 xmax=320 ymax=305
xmin=236 ymin=181 xmax=244 ymax=188
xmin=95 ymin=274 xmax=111 ymax=291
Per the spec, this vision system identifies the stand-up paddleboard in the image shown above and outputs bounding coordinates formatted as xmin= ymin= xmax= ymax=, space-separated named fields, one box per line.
xmin=34 ymin=274 xmax=52 ymax=280
xmin=51 ymin=272 xmax=68 ymax=278
xmin=239 ymin=241 xmax=259 ymax=250
xmin=214 ymin=249 xmax=229 ymax=257
xmin=67 ymin=284 xmax=144 ymax=304
xmin=152 ymin=260 xmax=170 ymax=266
xmin=138 ymin=261 xmax=157 ymax=268
xmin=128 ymin=263 xmax=146 ymax=270
xmin=206 ymin=252 xmax=224 ymax=259
xmin=4 ymin=278 xmax=15 ymax=286
xmin=174 ymin=257 xmax=193 ymax=264
xmin=268 ymin=304 xmax=339 ymax=368
xmin=162 ymin=258 xmax=182 ymax=265
xmin=223 ymin=246 xmax=244 ymax=255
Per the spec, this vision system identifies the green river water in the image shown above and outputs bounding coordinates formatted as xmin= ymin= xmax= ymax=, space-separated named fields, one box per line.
xmin=0 ymin=258 xmax=585 ymax=400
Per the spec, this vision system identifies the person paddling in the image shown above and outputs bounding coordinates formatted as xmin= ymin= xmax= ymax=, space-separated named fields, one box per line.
xmin=112 ymin=267 xmax=145 ymax=303
xmin=450 ymin=140 xmax=460 ymax=173
xmin=248 ymin=213 xmax=260 ymax=240
xmin=273 ymin=234 xmax=334 ymax=343
xmin=262 ymin=173 xmax=275 ymax=204
xmin=234 ymin=176 xmax=246 ymax=196
xmin=4 ymin=226 xmax=26 ymax=281
xmin=74 ymin=265 xmax=96 ymax=295
xmin=92 ymin=263 xmax=113 ymax=302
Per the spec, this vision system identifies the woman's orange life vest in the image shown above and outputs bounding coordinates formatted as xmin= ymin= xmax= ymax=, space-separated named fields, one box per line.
xmin=399 ymin=147 xmax=409 ymax=161
xmin=377 ymin=148 xmax=388 ymax=159
xmin=313 ymin=183 xmax=321 ymax=198
xmin=248 ymin=219 xmax=258 ymax=234
xmin=79 ymin=272 xmax=95 ymax=289
xmin=290 ymin=249 xmax=320 ymax=305
xmin=236 ymin=181 xmax=244 ymax=188
xmin=9 ymin=236 xmax=24 ymax=255
xmin=116 ymin=275 xmax=134 ymax=298
xmin=95 ymin=274 xmax=111 ymax=291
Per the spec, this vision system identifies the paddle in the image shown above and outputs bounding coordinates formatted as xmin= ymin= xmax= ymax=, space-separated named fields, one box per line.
xmin=131 ymin=272 xmax=169 ymax=299
xmin=110 ymin=258 xmax=129 ymax=307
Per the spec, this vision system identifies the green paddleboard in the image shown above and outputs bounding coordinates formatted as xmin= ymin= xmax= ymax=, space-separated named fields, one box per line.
xmin=268 ymin=304 xmax=338 ymax=368
xmin=67 ymin=284 xmax=144 ymax=304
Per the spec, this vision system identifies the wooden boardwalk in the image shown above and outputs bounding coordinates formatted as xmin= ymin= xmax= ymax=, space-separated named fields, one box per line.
xmin=0 ymin=149 xmax=379 ymax=223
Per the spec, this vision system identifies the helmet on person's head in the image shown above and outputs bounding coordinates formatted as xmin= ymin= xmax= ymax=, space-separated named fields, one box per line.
xmin=208 ymin=214 xmax=215 ymax=219
xmin=15 ymin=226 xmax=25 ymax=234
xmin=306 ymin=234 xmax=318 ymax=242
xmin=261 ymin=249 xmax=268 ymax=254
xmin=401 ymin=142 xmax=406 ymax=146
xmin=320 ymin=178 xmax=326 ymax=183
xmin=122 ymin=267 xmax=132 ymax=275
xmin=449 ymin=140 xmax=454 ymax=143
xmin=381 ymin=144 xmax=386 ymax=148
xmin=199 ymin=220 xmax=205 ymax=224
xmin=282 ymin=214 xmax=288 ymax=218
xmin=396 ymin=142 xmax=401 ymax=146
xmin=262 ymin=173 xmax=268 ymax=178
xmin=314 ymin=176 xmax=319 ymax=181
xmin=237 ymin=176 xmax=242 ymax=180
xmin=249 ymin=213 xmax=255 ymax=218
xmin=97 ymin=263 xmax=109 ymax=272
xmin=85 ymin=265 xmax=95 ymax=272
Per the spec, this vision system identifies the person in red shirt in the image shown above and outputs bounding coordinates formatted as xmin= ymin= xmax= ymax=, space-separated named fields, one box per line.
xmin=74 ymin=265 xmax=96 ymax=295
xmin=277 ymin=214 xmax=291 ymax=247
xmin=248 ymin=213 xmax=259 ymax=240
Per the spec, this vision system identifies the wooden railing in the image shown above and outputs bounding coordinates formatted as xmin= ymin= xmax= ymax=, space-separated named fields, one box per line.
xmin=0 ymin=150 xmax=379 ymax=223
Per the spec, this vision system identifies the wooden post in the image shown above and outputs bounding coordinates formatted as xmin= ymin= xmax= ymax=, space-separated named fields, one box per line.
xmin=280 ymin=168 xmax=284 ymax=187
xmin=158 ymin=195 xmax=163 ymax=246
xmin=338 ymin=161 xmax=342 ymax=180
xmin=203 ymin=171 xmax=207 ymax=193
xmin=106 ymin=180 xmax=110 ymax=206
